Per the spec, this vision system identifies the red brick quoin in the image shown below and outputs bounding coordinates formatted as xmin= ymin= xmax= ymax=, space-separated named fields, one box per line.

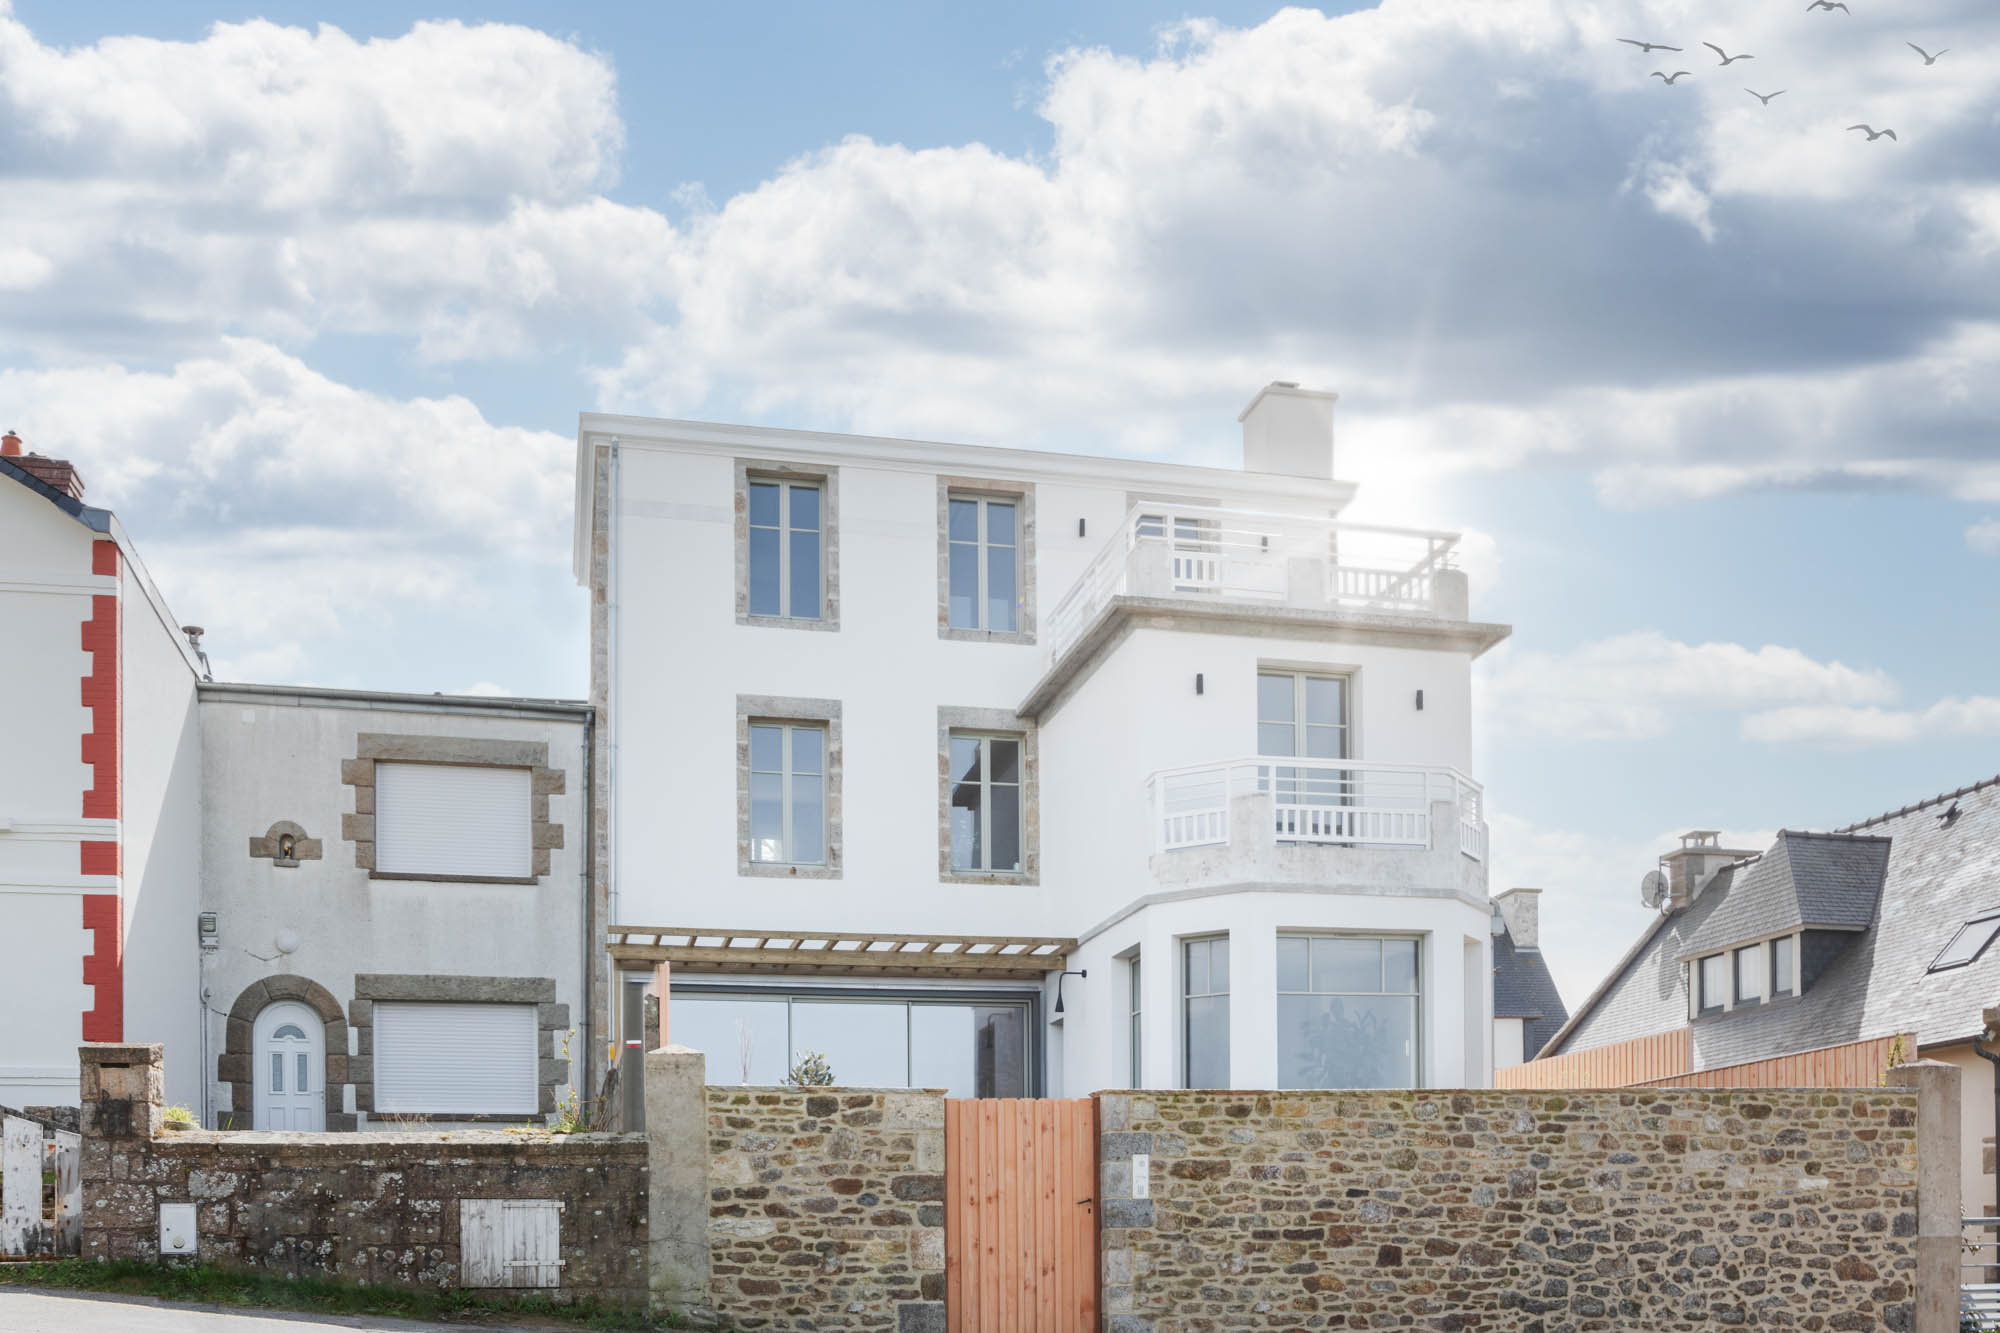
xmin=80 ymin=538 xmax=123 ymax=1040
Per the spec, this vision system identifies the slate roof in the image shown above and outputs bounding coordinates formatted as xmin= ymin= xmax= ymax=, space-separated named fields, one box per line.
xmin=1676 ymin=831 xmax=1890 ymax=959
xmin=1492 ymin=923 xmax=1570 ymax=1060
xmin=1548 ymin=773 xmax=2000 ymax=1066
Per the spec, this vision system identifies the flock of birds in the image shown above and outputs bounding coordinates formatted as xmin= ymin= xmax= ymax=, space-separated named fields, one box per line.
xmin=1621 ymin=3 xmax=1954 ymax=142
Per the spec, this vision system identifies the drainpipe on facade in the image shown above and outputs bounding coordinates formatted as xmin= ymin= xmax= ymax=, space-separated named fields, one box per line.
xmin=580 ymin=709 xmax=595 ymax=1105
xmin=1974 ymin=1019 xmax=2000 ymax=1283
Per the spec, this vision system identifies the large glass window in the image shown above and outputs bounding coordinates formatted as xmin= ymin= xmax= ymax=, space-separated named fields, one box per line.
xmin=1276 ymin=935 xmax=1419 ymax=1089
xmin=1183 ymin=937 xmax=1230 ymax=1088
xmin=1771 ymin=935 xmax=1798 ymax=996
xmin=1128 ymin=954 xmax=1143 ymax=1088
xmin=669 ymin=991 xmax=1029 ymax=1098
xmin=747 ymin=478 xmax=823 ymax=620
xmin=949 ymin=733 xmax=1023 ymax=873
xmin=749 ymin=723 xmax=826 ymax=865
xmin=948 ymin=495 xmax=1019 ymax=632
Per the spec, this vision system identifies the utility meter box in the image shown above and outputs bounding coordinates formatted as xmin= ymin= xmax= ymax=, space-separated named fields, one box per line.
xmin=159 ymin=1202 xmax=197 ymax=1256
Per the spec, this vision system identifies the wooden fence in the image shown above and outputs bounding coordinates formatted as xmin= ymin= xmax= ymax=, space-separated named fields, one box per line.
xmin=0 ymin=1114 xmax=81 ymax=1257
xmin=945 ymin=1098 xmax=1098 ymax=1333
xmin=1496 ymin=1029 xmax=1911 ymax=1091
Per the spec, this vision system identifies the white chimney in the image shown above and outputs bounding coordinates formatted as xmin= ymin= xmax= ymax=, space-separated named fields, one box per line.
xmin=1493 ymin=887 xmax=1540 ymax=950
xmin=1661 ymin=830 xmax=1759 ymax=912
xmin=1238 ymin=381 xmax=1337 ymax=479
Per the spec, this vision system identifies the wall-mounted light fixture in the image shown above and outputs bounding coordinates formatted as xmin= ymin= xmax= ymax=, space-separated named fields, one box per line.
xmin=1195 ymin=673 xmax=1204 ymax=695
xmin=1415 ymin=689 xmax=1425 ymax=711
xmin=1052 ymin=969 xmax=1088 ymax=1016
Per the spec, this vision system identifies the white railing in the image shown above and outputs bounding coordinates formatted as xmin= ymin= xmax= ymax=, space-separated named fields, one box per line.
xmin=1044 ymin=505 xmax=1462 ymax=666
xmin=1147 ymin=757 xmax=1485 ymax=860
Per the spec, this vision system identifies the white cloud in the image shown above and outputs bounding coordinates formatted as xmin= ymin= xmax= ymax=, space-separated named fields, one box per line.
xmin=1970 ymin=519 xmax=2000 ymax=554
xmin=1743 ymin=697 xmax=2000 ymax=746
xmin=1479 ymin=631 xmax=1896 ymax=740
xmin=0 ymin=339 xmax=574 ymax=680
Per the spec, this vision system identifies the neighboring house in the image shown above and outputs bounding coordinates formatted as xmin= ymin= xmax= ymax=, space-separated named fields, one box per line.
xmin=1489 ymin=888 xmax=1568 ymax=1071
xmin=1523 ymin=776 xmax=2000 ymax=1226
xmin=1 ymin=434 xmax=596 ymax=1128
xmin=574 ymin=383 xmax=1515 ymax=1095
xmin=0 ymin=433 xmax=203 ymax=1113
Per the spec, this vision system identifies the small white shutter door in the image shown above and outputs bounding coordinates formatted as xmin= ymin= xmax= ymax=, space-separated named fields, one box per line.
xmin=374 ymin=1003 xmax=539 ymax=1115
xmin=461 ymin=1199 xmax=561 ymax=1288
xmin=374 ymin=763 xmax=533 ymax=878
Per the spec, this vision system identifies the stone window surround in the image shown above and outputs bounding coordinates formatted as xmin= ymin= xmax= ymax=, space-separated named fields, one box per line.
xmin=937 ymin=705 xmax=1039 ymax=886
xmin=248 ymin=819 xmax=322 ymax=868
xmin=217 ymin=974 xmax=354 ymax=1131
xmin=339 ymin=733 xmax=566 ymax=883
xmin=937 ymin=476 xmax=1036 ymax=644
xmin=738 ymin=694 xmax=843 ymax=880
xmin=349 ymin=974 xmax=569 ymax=1122
xmin=736 ymin=458 xmax=840 ymax=632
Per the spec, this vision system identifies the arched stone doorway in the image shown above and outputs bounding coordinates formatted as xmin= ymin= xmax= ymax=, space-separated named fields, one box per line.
xmin=218 ymin=974 xmax=352 ymax=1130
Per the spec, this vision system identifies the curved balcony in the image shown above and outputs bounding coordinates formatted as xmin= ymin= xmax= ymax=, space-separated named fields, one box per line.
xmin=1145 ymin=757 xmax=1487 ymax=895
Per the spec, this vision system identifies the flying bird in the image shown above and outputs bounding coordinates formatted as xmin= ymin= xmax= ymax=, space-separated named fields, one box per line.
xmin=1652 ymin=70 xmax=1694 ymax=84
xmin=1805 ymin=0 xmax=1849 ymax=12
xmin=1704 ymin=43 xmax=1754 ymax=65
xmin=1847 ymin=124 xmax=1897 ymax=141
xmin=1619 ymin=39 xmax=1683 ymax=53
xmin=1907 ymin=43 xmax=1948 ymax=65
xmin=1745 ymin=88 xmax=1786 ymax=104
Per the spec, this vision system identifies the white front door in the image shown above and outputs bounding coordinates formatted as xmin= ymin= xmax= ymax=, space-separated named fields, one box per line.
xmin=254 ymin=1001 xmax=325 ymax=1130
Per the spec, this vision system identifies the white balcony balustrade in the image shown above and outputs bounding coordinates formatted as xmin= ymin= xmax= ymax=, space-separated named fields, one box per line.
xmin=1148 ymin=757 xmax=1486 ymax=864
xmin=1044 ymin=506 xmax=1467 ymax=667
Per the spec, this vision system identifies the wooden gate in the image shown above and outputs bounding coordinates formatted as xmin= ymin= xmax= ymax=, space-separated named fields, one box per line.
xmin=945 ymin=1098 xmax=1098 ymax=1332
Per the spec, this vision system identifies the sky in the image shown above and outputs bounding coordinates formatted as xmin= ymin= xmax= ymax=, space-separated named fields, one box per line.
xmin=1 ymin=0 xmax=1996 ymax=1010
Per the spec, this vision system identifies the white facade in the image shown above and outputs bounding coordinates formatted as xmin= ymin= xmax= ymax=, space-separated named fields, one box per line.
xmin=577 ymin=386 xmax=1511 ymax=1095
xmin=0 ymin=464 xmax=203 ymax=1111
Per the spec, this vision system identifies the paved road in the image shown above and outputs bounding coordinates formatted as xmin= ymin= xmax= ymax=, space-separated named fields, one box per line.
xmin=0 ymin=1290 xmax=491 ymax=1332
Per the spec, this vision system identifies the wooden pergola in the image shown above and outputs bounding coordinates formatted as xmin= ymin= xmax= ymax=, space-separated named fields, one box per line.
xmin=604 ymin=926 xmax=1075 ymax=982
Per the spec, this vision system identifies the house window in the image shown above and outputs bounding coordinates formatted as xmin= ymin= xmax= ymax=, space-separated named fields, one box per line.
xmin=1771 ymin=935 xmax=1798 ymax=995
xmin=749 ymin=723 xmax=827 ymax=866
xmin=948 ymin=495 xmax=1020 ymax=632
xmin=1128 ymin=954 xmax=1143 ymax=1088
xmin=1929 ymin=911 xmax=2000 ymax=972
xmin=747 ymin=477 xmax=824 ymax=621
xmin=949 ymin=733 xmax=1022 ymax=873
xmin=1258 ymin=671 xmax=1349 ymax=760
xmin=1183 ymin=936 xmax=1229 ymax=1089
xmin=1696 ymin=953 xmax=1728 ymax=1016
xmin=1277 ymin=934 xmax=1420 ymax=1089
xmin=1734 ymin=943 xmax=1764 ymax=1006
xmin=372 ymin=762 xmax=533 ymax=880
xmin=371 ymin=1002 xmax=539 ymax=1116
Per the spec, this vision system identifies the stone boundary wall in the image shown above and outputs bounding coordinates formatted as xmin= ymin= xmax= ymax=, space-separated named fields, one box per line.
xmin=705 ymin=1083 xmax=946 ymax=1332
xmin=1097 ymin=1072 xmax=1957 ymax=1333
xmin=78 ymin=1045 xmax=648 ymax=1309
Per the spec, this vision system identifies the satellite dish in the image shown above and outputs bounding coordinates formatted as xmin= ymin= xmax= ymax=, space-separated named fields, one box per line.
xmin=1640 ymin=869 xmax=1669 ymax=910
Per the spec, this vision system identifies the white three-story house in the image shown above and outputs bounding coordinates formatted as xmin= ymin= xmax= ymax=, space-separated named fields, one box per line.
xmin=573 ymin=384 xmax=1510 ymax=1095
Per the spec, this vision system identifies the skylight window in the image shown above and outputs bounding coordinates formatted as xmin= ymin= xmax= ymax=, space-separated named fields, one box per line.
xmin=1928 ymin=911 xmax=2000 ymax=973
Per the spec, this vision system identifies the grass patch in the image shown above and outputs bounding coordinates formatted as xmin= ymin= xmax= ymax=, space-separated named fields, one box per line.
xmin=0 ymin=1259 xmax=685 ymax=1330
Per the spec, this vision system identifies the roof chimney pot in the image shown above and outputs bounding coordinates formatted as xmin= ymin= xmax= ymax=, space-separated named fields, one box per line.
xmin=1 ymin=430 xmax=20 ymax=457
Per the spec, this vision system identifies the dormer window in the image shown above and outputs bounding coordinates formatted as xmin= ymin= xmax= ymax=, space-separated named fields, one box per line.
xmin=1771 ymin=936 xmax=1797 ymax=996
xmin=1696 ymin=954 xmax=1728 ymax=1016
xmin=1733 ymin=944 xmax=1764 ymax=1007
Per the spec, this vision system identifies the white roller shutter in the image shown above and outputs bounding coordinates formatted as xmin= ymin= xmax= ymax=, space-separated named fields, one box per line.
xmin=373 ymin=1002 xmax=539 ymax=1115
xmin=374 ymin=763 xmax=533 ymax=878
